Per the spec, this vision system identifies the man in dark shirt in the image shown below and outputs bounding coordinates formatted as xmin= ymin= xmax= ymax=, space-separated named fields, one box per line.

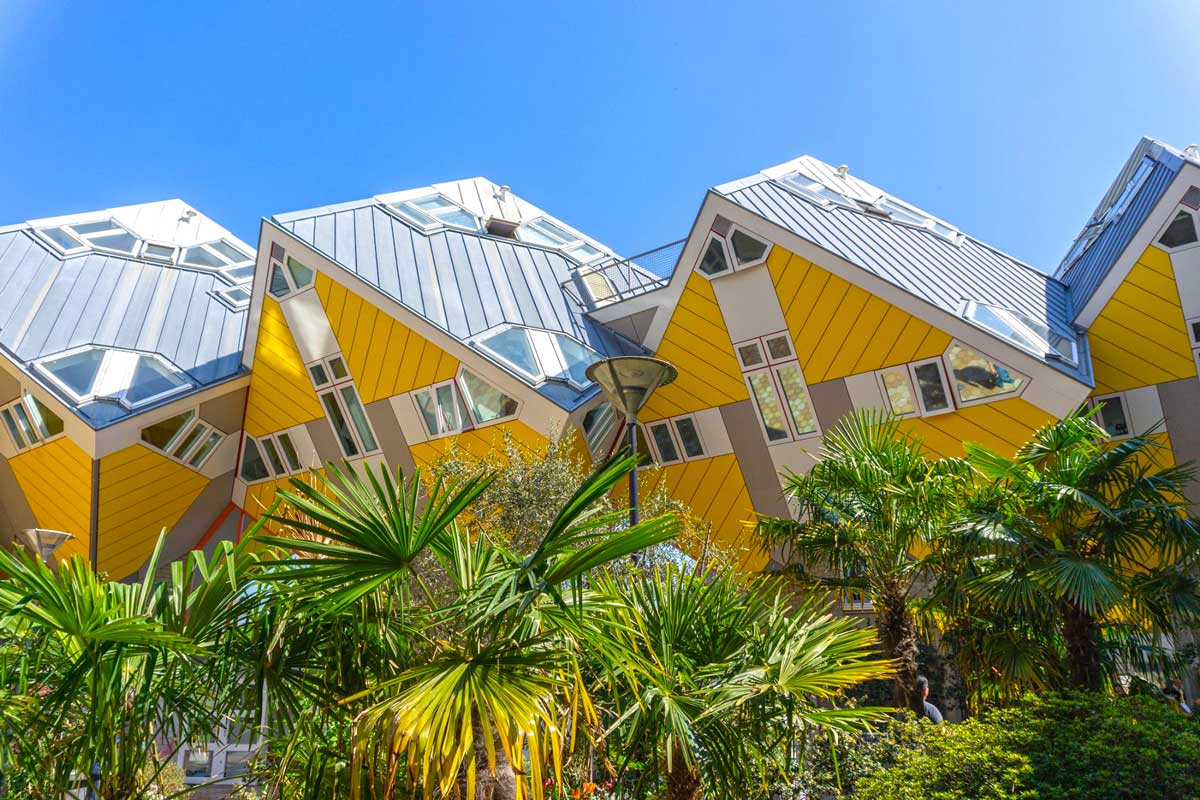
xmin=916 ymin=675 xmax=944 ymax=724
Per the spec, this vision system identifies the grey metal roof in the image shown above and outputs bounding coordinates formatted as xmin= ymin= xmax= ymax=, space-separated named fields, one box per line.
xmin=717 ymin=176 xmax=1092 ymax=386
xmin=1054 ymin=138 xmax=1187 ymax=317
xmin=0 ymin=228 xmax=248 ymax=427
xmin=272 ymin=200 xmax=645 ymax=410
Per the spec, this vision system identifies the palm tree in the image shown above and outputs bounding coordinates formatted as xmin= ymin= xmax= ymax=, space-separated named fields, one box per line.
xmin=589 ymin=565 xmax=893 ymax=800
xmin=959 ymin=410 xmax=1200 ymax=691
xmin=756 ymin=409 xmax=971 ymax=714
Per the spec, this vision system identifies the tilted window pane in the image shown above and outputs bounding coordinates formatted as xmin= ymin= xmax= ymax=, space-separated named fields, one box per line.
xmin=143 ymin=243 xmax=175 ymax=261
xmin=70 ymin=220 xmax=115 ymax=235
xmin=287 ymin=256 xmax=314 ymax=287
xmin=459 ymin=370 xmax=518 ymax=424
xmin=879 ymin=368 xmax=916 ymax=416
xmin=583 ymin=271 xmax=614 ymax=301
xmin=339 ymin=386 xmax=378 ymax=452
xmin=946 ymin=343 xmax=1022 ymax=402
xmin=765 ymin=335 xmax=792 ymax=361
xmin=747 ymin=372 xmax=789 ymax=441
xmin=91 ymin=231 xmax=139 ymax=254
xmin=1097 ymin=397 xmax=1130 ymax=437
xmin=42 ymin=348 xmax=105 ymax=397
xmin=309 ymin=364 xmax=329 ymax=387
xmin=698 ymin=238 xmax=730 ymax=276
xmin=776 ymin=364 xmax=817 ymax=435
xmin=1160 ymin=210 xmax=1198 ymax=249
xmin=42 ymin=226 xmax=83 ymax=250
xmin=211 ymin=240 xmax=249 ymax=263
xmin=480 ymin=328 xmax=540 ymax=377
xmin=913 ymin=362 xmax=950 ymax=412
xmin=415 ymin=390 xmax=439 ymax=436
xmin=187 ymin=431 xmax=222 ymax=467
xmin=260 ymin=436 xmax=286 ymax=476
xmin=2 ymin=409 xmax=26 ymax=449
xmin=239 ymin=438 xmax=269 ymax=482
xmin=553 ymin=335 xmax=598 ymax=385
xmin=738 ymin=342 xmax=764 ymax=368
xmin=268 ymin=263 xmax=291 ymax=297
xmin=527 ymin=218 xmax=573 ymax=245
xmin=24 ymin=392 xmax=62 ymax=438
xmin=142 ymin=410 xmax=196 ymax=450
xmin=434 ymin=383 xmax=467 ymax=433
xmin=277 ymin=432 xmax=302 ymax=472
xmin=390 ymin=202 xmax=438 ymax=228
xmin=520 ymin=223 xmax=562 ymax=247
xmin=730 ymin=230 xmax=768 ymax=264
xmin=321 ymin=392 xmax=359 ymax=457
xmin=583 ymin=402 xmax=616 ymax=453
xmin=125 ymin=356 xmax=186 ymax=406
xmin=649 ymin=423 xmax=679 ymax=463
xmin=182 ymin=246 xmax=225 ymax=268
xmin=328 ymin=357 xmax=349 ymax=380
xmin=172 ymin=424 xmax=208 ymax=460
xmin=11 ymin=404 xmax=38 ymax=444
xmin=566 ymin=241 xmax=603 ymax=262
xmin=674 ymin=417 xmax=705 ymax=458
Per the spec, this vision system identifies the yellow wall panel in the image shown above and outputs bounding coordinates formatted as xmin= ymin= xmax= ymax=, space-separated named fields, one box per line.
xmin=96 ymin=444 xmax=209 ymax=580
xmin=315 ymin=273 xmax=458 ymax=403
xmin=8 ymin=437 xmax=91 ymax=563
xmin=244 ymin=298 xmax=326 ymax=437
xmin=1088 ymin=245 xmax=1195 ymax=395
xmin=897 ymin=398 xmax=1053 ymax=461
xmin=242 ymin=471 xmax=327 ymax=537
xmin=408 ymin=420 xmax=546 ymax=472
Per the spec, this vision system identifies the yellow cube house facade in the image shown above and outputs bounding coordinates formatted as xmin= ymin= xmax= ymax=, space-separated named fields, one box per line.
xmin=3 ymin=139 xmax=1200 ymax=579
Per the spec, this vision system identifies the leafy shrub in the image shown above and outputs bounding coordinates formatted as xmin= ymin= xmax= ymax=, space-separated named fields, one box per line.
xmin=854 ymin=692 xmax=1200 ymax=800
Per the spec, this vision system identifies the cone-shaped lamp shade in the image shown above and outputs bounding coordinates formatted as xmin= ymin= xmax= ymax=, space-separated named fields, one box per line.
xmin=19 ymin=528 xmax=73 ymax=563
xmin=585 ymin=356 xmax=678 ymax=417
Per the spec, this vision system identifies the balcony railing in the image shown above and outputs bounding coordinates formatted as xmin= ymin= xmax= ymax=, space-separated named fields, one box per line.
xmin=562 ymin=239 xmax=685 ymax=310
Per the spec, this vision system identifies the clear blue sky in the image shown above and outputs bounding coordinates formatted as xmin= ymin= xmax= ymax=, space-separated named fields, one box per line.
xmin=2 ymin=1 xmax=1198 ymax=272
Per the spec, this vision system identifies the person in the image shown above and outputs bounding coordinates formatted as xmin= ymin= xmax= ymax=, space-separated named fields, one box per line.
xmin=1164 ymin=681 xmax=1193 ymax=717
xmin=916 ymin=675 xmax=943 ymax=724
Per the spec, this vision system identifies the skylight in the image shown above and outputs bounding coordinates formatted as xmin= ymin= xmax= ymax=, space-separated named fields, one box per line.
xmin=180 ymin=240 xmax=255 ymax=283
xmin=1060 ymin=156 xmax=1154 ymax=272
xmin=962 ymin=301 xmax=1078 ymax=365
xmin=474 ymin=326 xmax=600 ymax=389
xmin=37 ymin=219 xmax=140 ymax=255
xmin=779 ymin=173 xmax=859 ymax=209
xmin=36 ymin=347 xmax=191 ymax=409
xmin=778 ymin=172 xmax=959 ymax=241
xmin=388 ymin=194 xmax=480 ymax=231
xmin=519 ymin=218 xmax=604 ymax=262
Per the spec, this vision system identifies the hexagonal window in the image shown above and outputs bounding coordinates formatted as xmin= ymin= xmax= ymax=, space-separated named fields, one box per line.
xmin=697 ymin=236 xmax=731 ymax=276
xmin=730 ymin=229 xmax=769 ymax=266
xmin=1159 ymin=210 xmax=1198 ymax=249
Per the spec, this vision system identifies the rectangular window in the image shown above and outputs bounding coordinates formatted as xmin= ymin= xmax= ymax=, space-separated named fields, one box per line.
xmin=747 ymin=370 xmax=790 ymax=442
xmin=277 ymin=432 xmax=302 ymax=472
xmin=414 ymin=379 xmax=471 ymax=438
xmin=909 ymin=358 xmax=953 ymax=414
xmin=188 ymin=431 xmax=222 ymax=468
xmin=582 ymin=402 xmax=618 ymax=457
xmin=645 ymin=414 xmax=707 ymax=465
xmin=307 ymin=354 xmax=380 ymax=456
xmin=876 ymin=366 xmax=918 ymax=417
xmin=775 ymin=363 xmax=818 ymax=436
xmin=321 ymin=391 xmax=360 ymax=457
xmin=339 ymin=385 xmax=378 ymax=452
xmin=239 ymin=437 xmax=270 ymax=483
xmin=1 ymin=392 xmax=64 ymax=452
xmin=743 ymin=348 xmax=820 ymax=445
xmin=260 ymin=436 xmax=287 ymax=476
xmin=648 ymin=421 xmax=680 ymax=464
xmin=1188 ymin=317 xmax=1200 ymax=346
xmin=674 ymin=417 xmax=705 ymax=459
xmin=1093 ymin=394 xmax=1130 ymax=438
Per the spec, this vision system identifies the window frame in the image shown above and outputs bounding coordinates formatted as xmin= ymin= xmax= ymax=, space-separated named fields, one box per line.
xmin=742 ymin=362 xmax=821 ymax=445
xmin=695 ymin=232 xmax=734 ymax=280
xmin=1157 ymin=207 xmax=1200 ymax=252
xmin=412 ymin=378 xmax=473 ymax=440
xmin=581 ymin=401 xmax=619 ymax=459
xmin=1090 ymin=392 xmax=1133 ymax=440
xmin=873 ymin=365 xmax=920 ymax=418
xmin=907 ymin=356 xmax=955 ymax=416
xmin=141 ymin=408 xmax=224 ymax=469
xmin=266 ymin=253 xmax=315 ymax=300
xmin=473 ymin=325 xmax=599 ymax=391
xmin=388 ymin=194 xmax=481 ymax=232
xmin=455 ymin=366 xmax=521 ymax=429
xmin=518 ymin=217 xmax=605 ymax=263
xmin=139 ymin=240 xmax=178 ymax=263
xmin=644 ymin=413 xmax=707 ymax=466
xmin=305 ymin=353 xmax=380 ymax=458
xmin=726 ymin=225 xmax=772 ymax=269
xmin=580 ymin=269 xmax=617 ymax=305
xmin=961 ymin=300 xmax=1078 ymax=366
xmin=942 ymin=340 xmax=1028 ymax=408
xmin=0 ymin=391 xmax=64 ymax=452
xmin=35 ymin=346 xmax=192 ymax=410
xmin=212 ymin=285 xmax=252 ymax=311
xmin=1186 ymin=316 xmax=1200 ymax=348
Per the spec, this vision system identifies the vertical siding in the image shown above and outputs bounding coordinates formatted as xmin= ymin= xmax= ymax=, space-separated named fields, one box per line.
xmin=314 ymin=273 xmax=459 ymax=402
xmin=768 ymin=247 xmax=950 ymax=383
xmin=96 ymin=444 xmax=209 ymax=579
xmin=1088 ymin=245 xmax=1196 ymax=395
xmin=244 ymin=298 xmax=326 ymax=438
xmin=7 ymin=437 xmax=92 ymax=563
xmin=640 ymin=272 xmax=748 ymax=421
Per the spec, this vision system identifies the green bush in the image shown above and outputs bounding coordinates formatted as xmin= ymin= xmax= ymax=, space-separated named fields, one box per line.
xmin=854 ymin=692 xmax=1200 ymax=800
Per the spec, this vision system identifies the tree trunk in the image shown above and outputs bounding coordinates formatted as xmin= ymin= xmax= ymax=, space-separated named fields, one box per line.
xmin=665 ymin=740 xmax=702 ymax=800
xmin=456 ymin=710 xmax=518 ymax=800
xmin=875 ymin=588 xmax=922 ymax=716
xmin=1061 ymin=600 xmax=1103 ymax=692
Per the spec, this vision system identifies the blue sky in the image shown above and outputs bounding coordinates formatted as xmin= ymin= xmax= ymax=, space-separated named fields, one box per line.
xmin=2 ymin=1 xmax=1198 ymax=272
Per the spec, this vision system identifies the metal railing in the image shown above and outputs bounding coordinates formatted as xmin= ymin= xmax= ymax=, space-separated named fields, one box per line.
xmin=562 ymin=239 xmax=686 ymax=309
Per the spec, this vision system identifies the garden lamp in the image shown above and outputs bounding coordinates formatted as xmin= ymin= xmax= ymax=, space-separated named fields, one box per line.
xmin=18 ymin=528 xmax=73 ymax=565
xmin=585 ymin=356 xmax=677 ymax=526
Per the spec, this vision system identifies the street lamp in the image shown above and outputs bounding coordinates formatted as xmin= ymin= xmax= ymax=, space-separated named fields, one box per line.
xmin=18 ymin=528 xmax=73 ymax=565
xmin=585 ymin=356 xmax=677 ymax=526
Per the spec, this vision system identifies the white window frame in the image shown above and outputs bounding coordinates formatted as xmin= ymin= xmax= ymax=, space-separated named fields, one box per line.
xmin=305 ymin=355 xmax=378 ymax=458
xmin=942 ymin=340 xmax=1028 ymax=409
xmin=1089 ymin=392 xmax=1134 ymax=440
xmin=873 ymin=366 xmax=920 ymax=419
xmin=1157 ymin=206 xmax=1200 ymax=252
xmin=907 ymin=357 xmax=955 ymax=416
xmin=644 ymin=413 xmax=707 ymax=466
xmin=1186 ymin=316 xmax=1200 ymax=348
xmin=742 ymin=363 xmax=821 ymax=445
xmin=0 ymin=391 xmax=63 ymax=452
xmin=387 ymin=194 xmax=481 ymax=232
xmin=412 ymin=378 xmax=472 ymax=440
xmin=725 ymin=224 xmax=772 ymax=269
xmin=695 ymin=232 xmax=734 ymax=281
xmin=581 ymin=401 xmax=619 ymax=458
xmin=139 ymin=240 xmax=178 ymax=263
xmin=267 ymin=253 xmax=315 ymax=300
xmin=35 ymin=346 xmax=192 ymax=410
xmin=455 ymin=366 xmax=521 ymax=429
xmin=212 ymin=285 xmax=252 ymax=311
xmin=473 ymin=325 xmax=599 ymax=391
xmin=518 ymin=217 xmax=605 ymax=264
xmin=141 ymin=409 xmax=224 ymax=469
xmin=962 ymin=300 xmax=1079 ymax=366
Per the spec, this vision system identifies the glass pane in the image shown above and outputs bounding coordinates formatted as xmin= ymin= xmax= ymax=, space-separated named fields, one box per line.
xmin=698 ymin=238 xmax=730 ymax=276
xmin=277 ymin=432 xmax=302 ymax=471
xmin=1097 ymin=397 xmax=1130 ymax=437
xmin=328 ymin=357 xmax=348 ymax=380
xmin=583 ymin=271 xmax=614 ymax=301
xmin=776 ymin=364 xmax=817 ymax=436
xmin=339 ymin=386 xmax=378 ymax=452
xmin=143 ymin=243 xmax=175 ymax=260
xmin=1160 ymin=210 xmax=1198 ymax=248
xmin=224 ymin=264 xmax=255 ymax=281
xmin=309 ymin=364 xmax=329 ymax=386
xmin=287 ymin=256 xmax=314 ymax=287
xmin=69 ymin=220 xmax=115 ymax=235
xmin=321 ymin=392 xmax=359 ymax=457
xmin=434 ymin=207 xmax=478 ymax=230
xmin=946 ymin=343 xmax=1023 ymax=402
xmin=239 ymin=439 xmax=269 ymax=482
xmin=649 ymin=423 xmax=679 ymax=463
xmin=211 ymin=240 xmax=249 ymax=263
xmin=268 ymin=263 xmax=291 ymax=297
xmin=879 ymin=368 xmax=916 ymax=416
xmin=913 ymin=362 xmax=950 ymax=412
xmin=527 ymin=219 xmax=573 ymax=245
xmin=225 ymin=287 xmax=251 ymax=303
xmin=435 ymin=383 xmax=464 ymax=432
xmin=141 ymin=410 xmax=196 ymax=451
xmin=459 ymin=370 xmax=518 ymax=424
xmin=184 ymin=747 xmax=213 ymax=778
xmin=172 ymin=424 xmax=207 ymax=460
xmin=41 ymin=226 xmax=82 ymax=250
xmin=24 ymin=393 xmax=62 ymax=438
xmin=583 ymin=402 xmax=615 ymax=453
xmin=2 ymin=408 xmax=26 ymax=449
xmin=42 ymin=348 xmax=105 ymax=397
xmin=566 ymin=242 xmax=602 ymax=262
xmin=260 ymin=436 xmax=286 ymax=476
xmin=415 ymin=390 xmax=439 ymax=435
xmin=553 ymin=335 xmax=598 ymax=386
xmin=747 ymin=372 xmax=789 ymax=441
xmin=411 ymin=195 xmax=457 ymax=213
xmin=520 ymin=223 xmax=562 ymax=247
xmin=391 ymin=202 xmax=438 ymax=227
xmin=11 ymin=404 xmax=38 ymax=445
xmin=90 ymin=231 xmax=139 ymax=254
xmin=125 ymin=356 xmax=186 ymax=406
xmin=480 ymin=328 xmax=539 ymax=377
xmin=224 ymin=750 xmax=253 ymax=778
xmin=181 ymin=246 xmax=225 ymax=268
xmin=187 ymin=431 xmax=222 ymax=467
xmin=674 ymin=417 xmax=705 ymax=459
xmin=738 ymin=342 xmax=764 ymax=368
xmin=965 ymin=303 xmax=1046 ymax=355
xmin=730 ymin=230 xmax=768 ymax=264
xmin=765 ymin=335 xmax=792 ymax=361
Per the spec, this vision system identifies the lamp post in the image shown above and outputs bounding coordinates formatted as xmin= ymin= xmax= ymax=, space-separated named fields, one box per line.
xmin=18 ymin=528 xmax=73 ymax=566
xmin=585 ymin=356 xmax=677 ymax=526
